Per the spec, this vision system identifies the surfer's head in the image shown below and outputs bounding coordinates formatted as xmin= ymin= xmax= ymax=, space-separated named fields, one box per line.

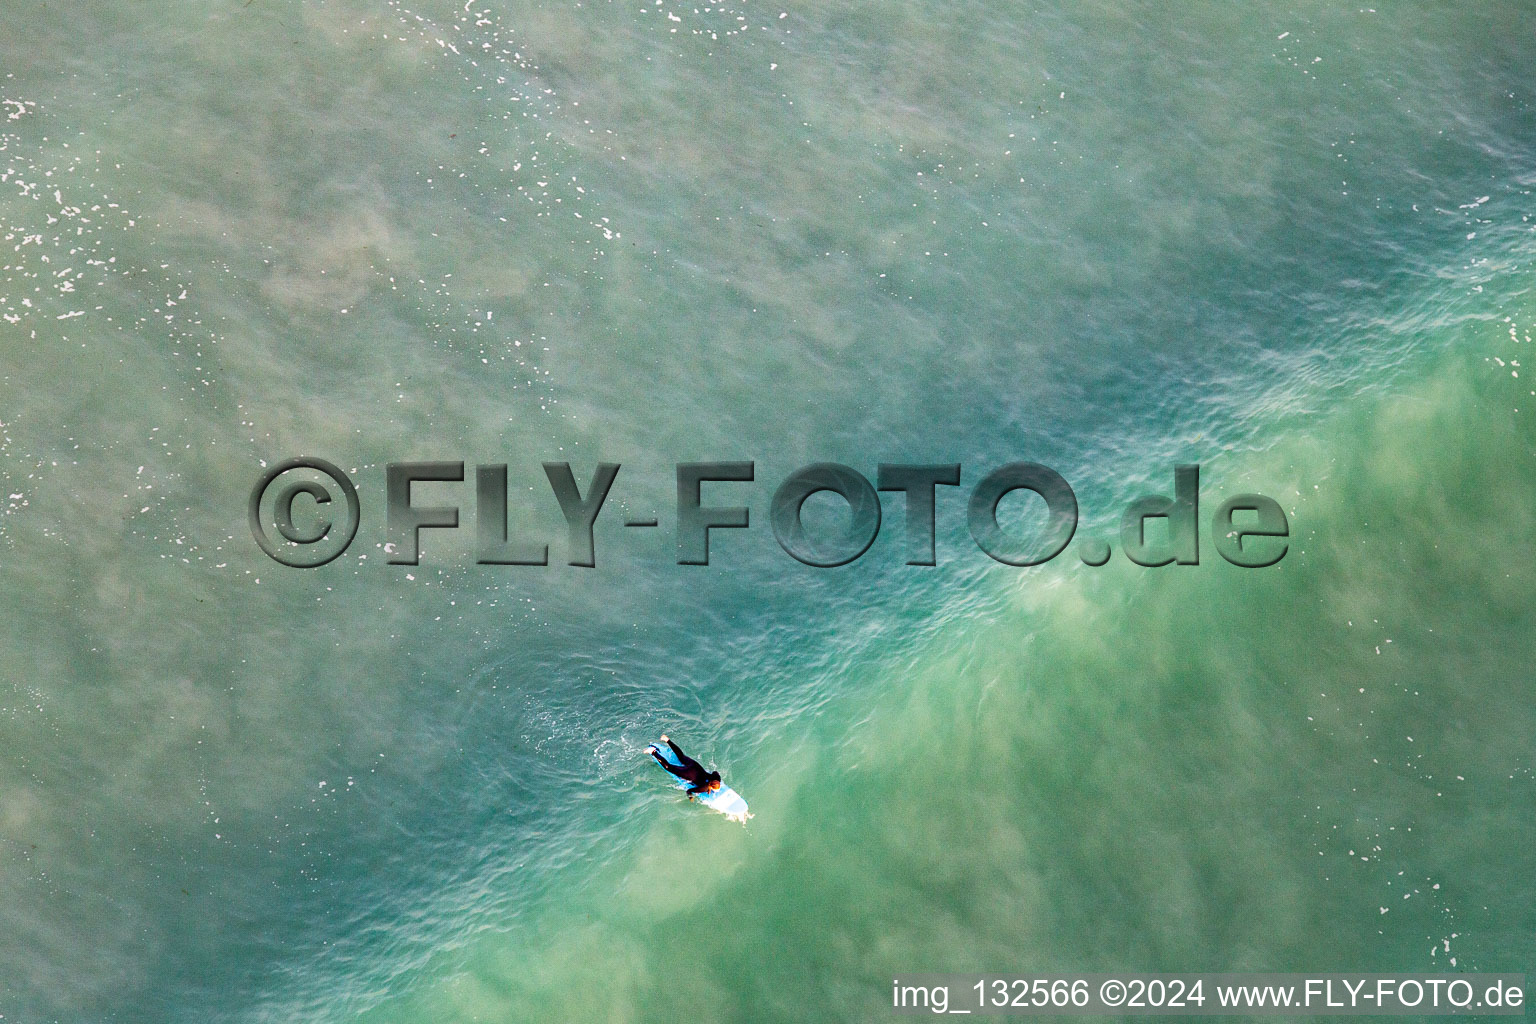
xmin=706 ymin=772 xmax=722 ymax=792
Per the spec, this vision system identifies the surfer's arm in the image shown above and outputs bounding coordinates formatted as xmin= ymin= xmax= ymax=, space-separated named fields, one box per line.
xmin=685 ymin=782 xmax=709 ymax=796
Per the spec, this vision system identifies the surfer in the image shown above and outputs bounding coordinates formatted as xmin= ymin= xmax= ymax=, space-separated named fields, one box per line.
xmin=649 ymin=735 xmax=722 ymax=798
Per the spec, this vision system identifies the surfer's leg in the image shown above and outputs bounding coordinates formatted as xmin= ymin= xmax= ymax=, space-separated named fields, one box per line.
xmin=665 ymin=739 xmax=705 ymax=775
xmin=650 ymin=748 xmax=691 ymax=780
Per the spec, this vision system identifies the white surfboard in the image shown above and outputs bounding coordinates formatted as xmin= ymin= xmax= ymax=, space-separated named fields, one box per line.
xmin=647 ymin=740 xmax=750 ymax=822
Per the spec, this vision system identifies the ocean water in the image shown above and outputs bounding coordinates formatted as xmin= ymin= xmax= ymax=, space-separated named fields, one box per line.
xmin=2 ymin=0 xmax=1534 ymax=1020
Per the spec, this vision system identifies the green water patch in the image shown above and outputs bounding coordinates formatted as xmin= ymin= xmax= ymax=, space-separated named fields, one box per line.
xmin=357 ymin=340 xmax=1536 ymax=1023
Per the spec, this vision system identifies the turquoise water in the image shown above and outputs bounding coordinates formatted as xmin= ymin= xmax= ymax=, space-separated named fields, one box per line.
xmin=2 ymin=1 xmax=1534 ymax=1020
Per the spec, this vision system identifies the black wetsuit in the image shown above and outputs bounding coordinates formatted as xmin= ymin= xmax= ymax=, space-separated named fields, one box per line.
xmin=651 ymin=738 xmax=721 ymax=796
